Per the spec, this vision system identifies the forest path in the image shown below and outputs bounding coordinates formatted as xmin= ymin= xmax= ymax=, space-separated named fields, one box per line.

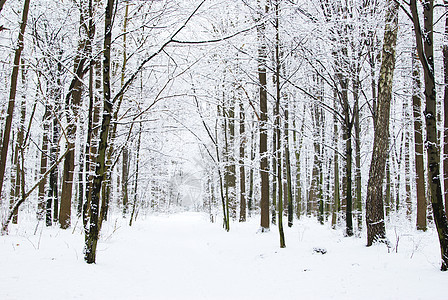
xmin=0 ymin=212 xmax=446 ymax=299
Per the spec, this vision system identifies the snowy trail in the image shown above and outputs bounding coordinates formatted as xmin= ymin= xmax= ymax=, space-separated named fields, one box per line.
xmin=0 ymin=212 xmax=446 ymax=299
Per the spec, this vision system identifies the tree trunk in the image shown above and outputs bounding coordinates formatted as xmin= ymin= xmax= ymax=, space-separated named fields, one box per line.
xmin=122 ymin=146 xmax=129 ymax=216
xmin=84 ymin=0 xmax=115 ymax=264
xmin=37 ymin=107 xmax=50 ymax=220
xmin=248 ymin=122 xmax=255 ymax=217
xmin=129 ymin=123 xmax=142 ymax=227
xmin=0 ymin=0 xmax=30 ymax=202
xmin=331 ymin=95 xmax=340 ymax=229
xmin=403 ymin=92 xmax=412 ymax=220
xmin=344 ymin=124 xmax=353 ymax=236
xmin=353 ymin=76 xmax=362 ymax=232
xmin=47 ymin=108 xmax=60 ymax=226
xmin=0 ymin=0 xmax=7 ymax=13
xmin=444 ymin=1 xmax=448 ymax=220
xmin=271 ymin=119 xmax=277 ymax=225
xmin=274 ymin=0 xmax=285 ymax=247
xmin=258 ymin=0 xmax=269 ymax=231
xmin=293 ymin=105 xmax=305 ymax=219
xmin=10 ymin=65 xmax=27 ymax=224
xmin=239 ymin=100 xmax=246 ymax=222
xmin=385 ymin=157 xmax=392 ymax=217
xmin=284 ymin=100 xmax=293 ymax=227
xmin=411 ymin=0 xmax=448 ymax=271
xmin=366 ymin=0 xmax=399 ymax=246
xmin=60 ymin=4 xmax=89 ymax=228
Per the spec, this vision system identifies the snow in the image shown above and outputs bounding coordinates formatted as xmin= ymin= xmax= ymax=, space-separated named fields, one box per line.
xmin=0 ymin=212 xmax=446 ymax=299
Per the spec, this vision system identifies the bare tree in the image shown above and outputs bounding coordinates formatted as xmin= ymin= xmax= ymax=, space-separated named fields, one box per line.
xmin=410 ymin=0 xmax=448 ymax=271
xmin=0 ymin=0 xmax=30 ymax=203
xmin=366 ymin=0 xmax=399 ymax=246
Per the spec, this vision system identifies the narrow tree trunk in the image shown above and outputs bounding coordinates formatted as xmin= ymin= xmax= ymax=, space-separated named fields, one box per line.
xmin=82 ymin=0 xmax=95 ymax=228
xmin=77 ymin=142 xmax=84 ymax=218
xmin=129 ymin=123 xmax=142 ymax=227
xmin=385 ymin=157 xmax=392 ymax=216
xmin=47 ymin=113 xmax=60 ymax=226
xmin=284 ymin=100 xmax=293 ymax=227
xmin=443 ymin=1 xmax=448 ymax=220
xmin=412 ymin=51 xmax=426 ymax=230
xmin=85 ymin=0 xmax=115 ymax=264
xmin=258 ymin=0 xmax=269 ymax=231
xmin=248 ymin=123 xmax=255 ymax=217
xmin=404 ymin=97 xmax=412 ymax=220
xmin=293 ymin=106 xmax=305 ymax=219
xmin=60 ymin=5 xmax=89 ymax=228
xmin=223 ymin=99 xmax=236 ymax=220
xmin=10 ymin=65 xmax=27 ymax=224
xmin=366 ymin=0 xmax=399 ymax=246
xmin=344 ymin=124 xmax=353 ymax=236
xmin=239 ymin=100 xmax=246 ymax=222
xmin=37 ymin=107 xmax=50 ymax=220
xmin=332 ymin=96 xmax=340 ymax=229
xmin=274 ymin=0 xmax=285 ymax=247
xmin=122 ymin=146 xmax=129 ymax=216
xmin=0 ymin=0 xmax=30 ymax=201
xmin=411 ymin=0 xmax=448 ymax=271
xmin=272 ymin=123 xmax=277 ymax=225
xmin=354 ymin=78 xmax=362 ymax=232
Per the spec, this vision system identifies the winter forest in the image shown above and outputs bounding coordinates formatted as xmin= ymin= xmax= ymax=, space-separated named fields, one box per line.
xmin=0 ymin=0 xmax=447 ymax=298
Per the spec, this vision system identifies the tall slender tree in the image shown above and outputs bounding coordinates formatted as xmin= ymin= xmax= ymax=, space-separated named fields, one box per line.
xmin=60 ymin=1 xmax=90 ymax=229
xmin=0 ymin=0 xmax=30 ymax=202
xmin=258 ymin=0 xmax=270 ymax=231
xmin=366 ymin=0 xmax=399 ymax=246
xmin=410 ymin=0 xmax=448 ymax=271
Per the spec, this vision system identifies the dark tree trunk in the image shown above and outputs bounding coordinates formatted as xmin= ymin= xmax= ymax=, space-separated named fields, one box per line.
xmin=129 ymin=123 xmax=142 ymax=227
xmin=443 ymin=1 xmax=448 ymax=220
xmin=122 ymin=147 xmax=129 ymax=216
xmin=0 ymin=0 xmax=30 ymax=203
xmin=331 ymin=95 xmax=340 ymax=229
xmin=37 ymin=107 xmax=50 ymax=220
xmin=84 ymin=0 xmax=115 ymax=264
xmin=411 ymin=0 xmax=448 ymax=271
xmin=353 ymin=76 xmax=362 ymax=232
xmin=274 ymin=0 xmax=285 ymax=247
xmin=344 ymin=124 xmax=353 ymax=236
xmin=60 ymin=9 xmax=88 ymax=228
xmin=284 ymin=101 xmax=293 ymax=227
xmin=239 ymin=100 xmax=246 ymax=222
xmin=258 ymin=0 xmax=269 ymax=231
xmin=10 ymin=65 xmax=27 ymax=224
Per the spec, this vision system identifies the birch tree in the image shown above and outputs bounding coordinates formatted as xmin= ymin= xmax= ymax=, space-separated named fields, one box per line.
xmin=366 ymin=0 xmax=399 ymax=246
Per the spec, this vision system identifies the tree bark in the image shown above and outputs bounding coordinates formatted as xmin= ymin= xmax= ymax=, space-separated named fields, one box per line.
xmin=84 ymin=0 xmax=115 ymax=264
xmin=37 ymin=107 xmax=50 ymax=220
xmin=274 ymin=0 xmax=285 ymax=247
xmin=443 ymin=1 xmax=448 ymax=220
xmin=284 ymin=100 xmax=293 ymax=227
xmin=258 ymin=0 xmax=269 ymax=231
xmin=239 ymin=100 xmax=246 ymax=222
xmin=354 ymin=75 xmax=362 ymax=232
xmin=413 ymin=50 xmax=426 ymax=230
xmin=60 ymin=3 xmax=89 ymax=228
xmin=411 ymin=0 xmax=448 ymax=271
xmin=129 ymin=123 xmax=142 ymax=227
xmin=366 ymin=0 xmax=398 ymax=246
xmin=331 ymin=95 xmax=340 ymax=229
xmin=0 ymin=0 xmax=30 ymax=203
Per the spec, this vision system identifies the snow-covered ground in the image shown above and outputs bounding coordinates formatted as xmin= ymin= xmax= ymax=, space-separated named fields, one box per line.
xmin=0 ymin=212 xmax=446 ymax=299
